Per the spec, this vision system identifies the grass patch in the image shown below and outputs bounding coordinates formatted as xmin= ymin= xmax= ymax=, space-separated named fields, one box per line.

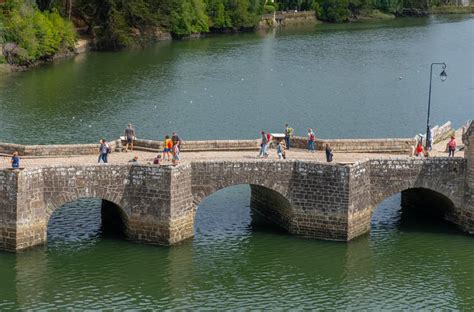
xmin=367 ymin=9 xmax=396 ymax=19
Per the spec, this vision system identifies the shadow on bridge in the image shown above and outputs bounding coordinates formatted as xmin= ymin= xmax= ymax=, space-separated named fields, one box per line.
xmin=372 ymin=188 xmax=462 ymax=236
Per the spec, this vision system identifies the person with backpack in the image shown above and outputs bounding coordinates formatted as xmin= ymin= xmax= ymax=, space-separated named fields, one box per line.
xmin=98 ymin=138 xmax=110 ymax=163
xmin=11 ymin=151 xmax=20 ymax=169
xmin=447 ymin=136 xmax=456 ymax=157
xmin=284 ymin=123 xmax=294 ymax=150
xmin=307 ymin=128 xmax=315 ymax=153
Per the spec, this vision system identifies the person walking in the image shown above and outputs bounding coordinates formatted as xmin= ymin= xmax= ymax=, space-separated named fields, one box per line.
xmin=325 ymin=144 xmax=333 ymax=162
xmin=11 ymin=151 xmax=20 ymax=169
xmin=277 ymin=141 xmax=286 ymax=160
xmin=447 ymin=135 xmax=456 ymax=157
xmin=284 ymin=123 xmax=294 ymax=150
xmin=98 ymin=138 xmax=110 ymax=163
xmin=124 ymin=123 xmax=136 ymax=152
xmin=163 ymin=135 xmax=173 ymax=161
xmin=259 ymin=131 xmax=270 ymax=158
xmin=307 ymin=128 xmax=315 ymax=153
xmin=172 ymin=143 xmax=180 ymax=166
xmin=172 ymin=132 xmax=182 ymax=147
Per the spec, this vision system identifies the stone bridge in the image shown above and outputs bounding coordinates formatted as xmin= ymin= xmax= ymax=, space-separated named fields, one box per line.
xmin=0 ymin=122 xmax=473 ymax=252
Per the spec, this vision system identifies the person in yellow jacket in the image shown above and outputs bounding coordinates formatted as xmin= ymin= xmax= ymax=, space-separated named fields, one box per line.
xmin=162 ymin=135 xmax=173 ymax=161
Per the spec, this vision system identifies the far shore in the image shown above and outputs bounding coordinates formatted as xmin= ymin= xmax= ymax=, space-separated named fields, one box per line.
xmin=1 ymin=8 xmax=473 ymax=73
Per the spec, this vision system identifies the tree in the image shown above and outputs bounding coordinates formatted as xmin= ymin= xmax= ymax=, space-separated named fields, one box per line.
xmin=316 ymin=0 xmax=349 ymax=22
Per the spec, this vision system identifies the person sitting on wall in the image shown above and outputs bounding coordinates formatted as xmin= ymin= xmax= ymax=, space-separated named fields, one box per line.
xmin=11 ymin=151 xmax=20 ymax=169
xmin=423 ymin=146 xmax=430 ymax=158
xmin=153 ymin=154 xmax=161 ymax=165
xmin=325 ymin=144 xmax=333 ymax=163
xmin=415 ymin=142 xmax=423 ymax=157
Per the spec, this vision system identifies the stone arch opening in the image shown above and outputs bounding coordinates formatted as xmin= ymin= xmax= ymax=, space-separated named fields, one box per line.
xmin=372 ymin=187 xmax=459 ymax=235
xmin=194 ymin=184 xmax=294 ymax=240
xmin=47 ymin=198 xmax=128 ymax=247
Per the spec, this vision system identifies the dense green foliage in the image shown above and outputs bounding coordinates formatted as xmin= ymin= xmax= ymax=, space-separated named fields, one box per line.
xmin=0 ymin=0 xmax=76 ymax=65
xmin=276 ymin=0 xmax=450 ymax=22
xmin=0 ymin=0 xmax=468 ymax=63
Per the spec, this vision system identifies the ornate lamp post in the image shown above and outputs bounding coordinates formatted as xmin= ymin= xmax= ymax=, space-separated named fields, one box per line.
xmin=426 ymin=62 xmax=447 ymax=149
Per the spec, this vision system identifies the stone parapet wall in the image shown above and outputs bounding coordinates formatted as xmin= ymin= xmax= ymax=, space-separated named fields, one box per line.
xmin=0 ymin=120 xmax=456 ymax=156
xmin=130 ymin=139 xmax=260 ymax=152
xmin=0 ymin=142 xmax=103 ymax=157
xmin=289 ymin=137 xmax=416 ymax=153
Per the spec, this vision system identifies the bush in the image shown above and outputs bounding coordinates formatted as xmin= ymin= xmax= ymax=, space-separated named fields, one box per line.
xmin=316 ymin=0 xmax=350 ymax=22
xmin=1 ymin=0 xmax=76 ymax=65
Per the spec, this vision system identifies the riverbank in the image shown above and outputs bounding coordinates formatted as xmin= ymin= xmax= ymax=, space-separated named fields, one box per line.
xmin=1 ymin=9 xmax=472 ymax=73
xmin=431 ymin=5 xmax=474 ymax=14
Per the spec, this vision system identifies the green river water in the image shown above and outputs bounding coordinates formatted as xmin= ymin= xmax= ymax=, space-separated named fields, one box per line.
xmin=0 ymin=15 xmax=473 ymax=310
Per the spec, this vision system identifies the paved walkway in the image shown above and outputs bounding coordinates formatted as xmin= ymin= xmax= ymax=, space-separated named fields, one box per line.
xmin=0 ymin=136 xmax=463 ymax=170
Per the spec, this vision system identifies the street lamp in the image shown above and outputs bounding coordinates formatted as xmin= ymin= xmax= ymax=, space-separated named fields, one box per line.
xmin=426 ymin=62 xmax=447 ymax=149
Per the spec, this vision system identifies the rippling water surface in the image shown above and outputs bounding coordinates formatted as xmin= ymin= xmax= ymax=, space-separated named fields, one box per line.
xmin=0 ymin=16 xmax=472 ymax=144
xmin=0 ymin=185 xmax=473 ymax=310
xmin=0 ymin=15 xmax=473 ymax=310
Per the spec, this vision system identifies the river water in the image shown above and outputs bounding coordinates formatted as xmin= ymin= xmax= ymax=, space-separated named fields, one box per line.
xmin=0 ymin=16 xmax=473 ymax=310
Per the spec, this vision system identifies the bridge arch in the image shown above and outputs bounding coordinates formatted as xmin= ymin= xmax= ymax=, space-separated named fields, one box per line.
xmin=47 ymin=197 xmax=129 ymax=244
xmin=371 ymin=185 xmax=459 ymax=215
xmin=190 ymin=161 xmax=294 ymax=207
xmin=371 ymin=187 xmax=460 ymax=230
xmin=193 ymin=183 xmax=295 ymax=235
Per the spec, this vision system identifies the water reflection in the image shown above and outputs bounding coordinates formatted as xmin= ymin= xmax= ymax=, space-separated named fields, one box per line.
xmin=2 ymin=184 xmax=473 ymax=309
xmin=0 ymin=16 xmax=472 ymax=144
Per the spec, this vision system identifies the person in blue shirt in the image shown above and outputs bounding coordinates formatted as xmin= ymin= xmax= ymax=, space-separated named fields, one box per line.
xmin=11 ymin=151 xmax=20 ymax=168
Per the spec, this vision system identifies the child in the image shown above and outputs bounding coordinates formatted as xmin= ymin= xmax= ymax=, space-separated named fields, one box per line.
xmin=172 ymin=144 xmax=180 ymax=166
xmin=447 ymin=136 xmax=456 ymax=157
xmin=153 ymin=154 xmax=161 ymax=165
xmin=163 ymin=135 xmax=173 ymax=161
xmin=129 ymin=156 xmax=139 ymax=163
xmin=11 ymin=151 xmax=20 ymax=168
xmin=277 ymin=141 xmax=285 ymax=160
